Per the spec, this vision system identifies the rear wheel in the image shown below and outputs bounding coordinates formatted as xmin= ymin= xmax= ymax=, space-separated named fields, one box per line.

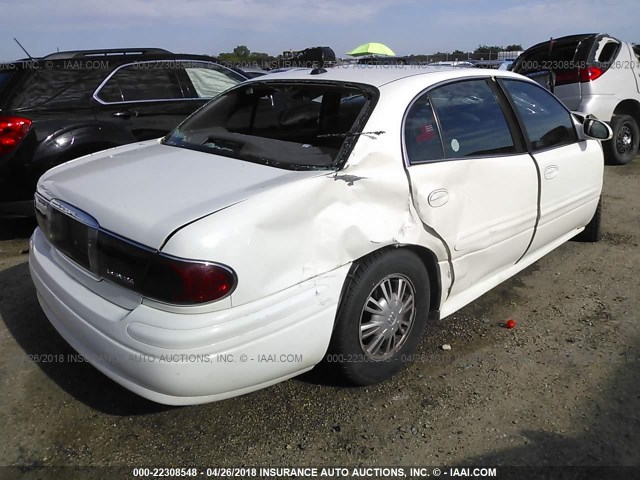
xmin=605 ymin=114 xmax=639 ymax=165
xmin=328 ymin=249 xmax=430 ymax=385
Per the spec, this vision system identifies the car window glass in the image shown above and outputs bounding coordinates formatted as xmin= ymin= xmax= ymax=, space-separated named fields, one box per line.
xmin=430 ymin=79 xmax=516 ymax=157
xmin=97 ymin=64 xmax=183 ymax=102
xmin=163 ymin=83 xmax=372 ymax=169
xmin=0 ymin=71 xmax=13 ymax=94
xmin=513 ymin=38 xmax=591 ymax=76
xmin=501 ymin=79 xmax=577 ymax=151
xmin=404 ymin=94 xmax=444 ymax=163
xmin=184 ymin=65 xmax=245 ymax=98
xmin=594 ymin=39 xmax=620 ymax=64
xmin=7 ymin=69 xmax=92 ymax=109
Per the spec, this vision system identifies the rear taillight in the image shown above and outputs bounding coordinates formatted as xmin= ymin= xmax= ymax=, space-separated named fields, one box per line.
xmin=141 ymin=255 xmax=236 ymax=304
xmin=552 ymin=66 xmax=605 ymax=86
xmin=95 ymin=235 xmax=237 ymax=305
xmin=579 ymin=66 xmax=604 ymax=83
xmin=36 ymin=194 xmax=237 ymax=305
xmin=554 ymin=69 xmax=580 ymax=86
xmin=96 ymin=233 xmax=237 ymax=304
xmin=0 ymin=116 xmax=31 ymax=156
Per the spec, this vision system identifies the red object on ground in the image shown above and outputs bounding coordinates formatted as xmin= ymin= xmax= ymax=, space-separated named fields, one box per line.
xmin=505 ymin=319 xmax=516 ymax=329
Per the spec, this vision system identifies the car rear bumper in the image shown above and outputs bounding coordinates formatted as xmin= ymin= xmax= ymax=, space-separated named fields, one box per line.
xmin=29 ymin=228 xmax=349 ymax=405
xmin=577 ymin=95 xmax=619 ymax=122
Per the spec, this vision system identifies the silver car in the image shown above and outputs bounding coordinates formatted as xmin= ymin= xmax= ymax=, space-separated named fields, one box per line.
xmin=513 ymin=33 xmax=640 ymax=165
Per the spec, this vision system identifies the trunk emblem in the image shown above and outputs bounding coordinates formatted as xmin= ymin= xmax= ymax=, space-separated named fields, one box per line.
xmin=105 ymin=268 xmax=135 ymax=286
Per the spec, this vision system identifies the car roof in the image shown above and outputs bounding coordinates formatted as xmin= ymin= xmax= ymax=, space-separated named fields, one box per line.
xmin=2 ymin=49 xmax=227 ymax=68
xmin=247 ymin=65 xmax=528 ymax=89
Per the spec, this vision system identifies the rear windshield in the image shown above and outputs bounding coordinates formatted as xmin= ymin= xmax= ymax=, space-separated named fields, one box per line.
xmin=163 ymin=82 xmax=374 ymax=170
xmin=514 ymin=37 xmax=593 ymax=74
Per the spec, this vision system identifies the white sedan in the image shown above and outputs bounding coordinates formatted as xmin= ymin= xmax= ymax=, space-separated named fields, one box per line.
xmin=29 ymin=66 xmax=611 ymax=405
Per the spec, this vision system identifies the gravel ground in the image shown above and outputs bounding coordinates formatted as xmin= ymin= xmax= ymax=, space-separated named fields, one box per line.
xmin=0 ymin=159 xmax=639 ymax=476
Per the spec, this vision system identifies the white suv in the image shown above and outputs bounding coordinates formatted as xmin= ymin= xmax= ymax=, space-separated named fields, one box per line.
xmin=513 ymin=33 xmax=640 ymax=165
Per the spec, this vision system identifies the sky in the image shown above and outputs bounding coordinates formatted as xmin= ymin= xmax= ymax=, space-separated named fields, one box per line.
xmin=0 ymin=0 xmax=638 ymax=61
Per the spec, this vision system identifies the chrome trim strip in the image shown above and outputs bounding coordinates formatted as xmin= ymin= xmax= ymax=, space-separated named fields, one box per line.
xmin=92 ymin=59 xmax=244 ymax=105
xmin=34 ymin=192 xmax=49 ymax=217
xmin=50 ymin=199 xmax=100 ymax=228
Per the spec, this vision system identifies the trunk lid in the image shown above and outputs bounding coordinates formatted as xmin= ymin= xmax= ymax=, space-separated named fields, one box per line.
xmin=512 ymin=34 xmax=596 ymax=110
xmin=38 ymin=140 xmax=326 ymax=249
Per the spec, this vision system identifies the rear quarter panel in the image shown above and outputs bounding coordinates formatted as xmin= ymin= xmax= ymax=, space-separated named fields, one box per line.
xmin=160 ymin=100 xmax=450 ymax=307
xmin=579 ymin=43 xmax=640 ymax=121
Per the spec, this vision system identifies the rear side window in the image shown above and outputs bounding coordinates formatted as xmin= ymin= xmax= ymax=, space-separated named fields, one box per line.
xmin=595 ymin=40 xmax=620 ymax=64
xmin=404 ymin=95 xmax=444 ymax=163
xmin=0 ymin=71 xmax=14 ymax=94
xmin=429 ymin=79 xmax=516 ymax=158
xmin=97 ymin=64 xmax=183 ymax=103
xmin=501 ymin=79 xmax=577 ymax=151
xmin=5 ymin=68 xmax=92 ymax=110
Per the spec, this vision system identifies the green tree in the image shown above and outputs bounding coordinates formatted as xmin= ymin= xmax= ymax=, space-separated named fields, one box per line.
xmin=474 ymin=44 xmax=503 ymax=54
xmin=217 ymin=46 xmax=277 ymax=69
xmin=233 ymin=45 xmax=250 ymax=57
xmin=505 ymin=44 xmax=523 ymax=51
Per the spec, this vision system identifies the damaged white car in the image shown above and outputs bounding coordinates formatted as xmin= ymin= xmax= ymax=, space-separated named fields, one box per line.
xmin=29 ymin=66 xmax=612 ymax=405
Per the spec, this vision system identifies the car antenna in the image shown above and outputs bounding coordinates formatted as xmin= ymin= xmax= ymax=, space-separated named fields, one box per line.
xmin=13 ymin=37 xmax=33 ymax=59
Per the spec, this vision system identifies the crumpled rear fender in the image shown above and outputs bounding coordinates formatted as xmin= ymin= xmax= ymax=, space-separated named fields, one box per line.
xmin=162 ymin=150 xmax=450 ymax=308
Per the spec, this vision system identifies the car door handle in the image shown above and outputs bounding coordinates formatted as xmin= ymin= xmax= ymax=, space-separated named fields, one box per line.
xmin=544 ymin=165 xmax=559 ymax=180
xmin=428 ymin=189 xmax=449 ymax=207
xmin=112 ymin=110 xmax=136 ymax=119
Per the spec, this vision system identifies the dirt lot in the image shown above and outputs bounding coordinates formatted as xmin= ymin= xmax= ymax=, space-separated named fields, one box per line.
xmin=0 ymin=159 xmax=639 ymax=476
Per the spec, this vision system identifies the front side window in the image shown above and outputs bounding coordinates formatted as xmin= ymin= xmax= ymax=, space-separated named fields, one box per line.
xmin=430 ymin=79 xmax=516 ymax=158
xmin=162 ymin=82 xmax=374 ymax=169
xmin=183 ymin=64 xmax=246 ymax=98
xmin=500 ymin=79 xmax=577 ymax=151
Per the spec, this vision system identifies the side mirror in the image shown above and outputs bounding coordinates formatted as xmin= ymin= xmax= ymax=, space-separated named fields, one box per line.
xmin=583 ymin=118 xmax=613 ymax=141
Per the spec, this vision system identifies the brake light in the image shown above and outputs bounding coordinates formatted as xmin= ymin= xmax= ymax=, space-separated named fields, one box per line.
xmin=95 ymin=234 xmax=237 ymax=304
xmin=554 ymin=69 xmax=579 ymax=86
xmin=552 ymin=66 xmax=604 ymax=86
xmin=579 ymin=66 xmax=604 ymax=83
xmin=142 ymin=255 xmax=237 ymax=304
xmin=0 ymin=116 xmax=31 ymax=156
xmin=36 ymin=194 xmax=237 ymax=305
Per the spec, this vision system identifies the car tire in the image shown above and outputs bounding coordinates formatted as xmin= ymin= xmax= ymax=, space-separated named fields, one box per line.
xmin=327 ymin=248 xmax=430 ymax=385
xmin=605 ymin=114 xmax=639 ymax=165
xmin=573 ymin=198 xmax=602 ymax=242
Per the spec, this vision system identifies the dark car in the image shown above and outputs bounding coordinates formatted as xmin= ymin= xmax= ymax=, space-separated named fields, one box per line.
xmin=286 ymin=47 xmax=336 ymax=68
xmin=235 ymin=66 xmax=268 ymax=78
xmin=0 ymin=48 xmax=247 ymax=217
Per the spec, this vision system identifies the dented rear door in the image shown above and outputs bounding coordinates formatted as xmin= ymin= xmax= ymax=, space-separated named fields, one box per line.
xmin=403 ymin=78 xmax=538 ymax=300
